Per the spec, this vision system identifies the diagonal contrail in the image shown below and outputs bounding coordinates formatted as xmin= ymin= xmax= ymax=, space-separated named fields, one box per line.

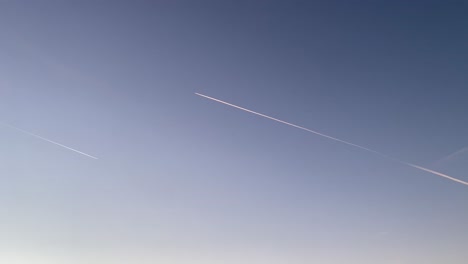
xmin=434 ymin=147 xmax=468 ymax=167
xmin=195 ymin=93 xmax=468 ymax=187
xmin=1 ymin=122 xmax=98 ymax=160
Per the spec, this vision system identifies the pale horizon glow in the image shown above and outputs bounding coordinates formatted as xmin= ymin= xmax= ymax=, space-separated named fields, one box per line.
xmin=2 ymin=1 xmax=467 ymax=263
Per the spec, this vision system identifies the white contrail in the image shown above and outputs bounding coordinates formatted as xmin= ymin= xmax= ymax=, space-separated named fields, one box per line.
xmin=434 ymin=147 xmax=468 ymax=167
xmin=195 ymin=93 xmax=468 ymax=187
xmin=405 ymin=163 xmax=468 ymax=186
xmin=1 ymin=122 xmax=98 ymax=160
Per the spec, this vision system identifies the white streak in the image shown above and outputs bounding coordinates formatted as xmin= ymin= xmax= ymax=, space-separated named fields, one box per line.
xmin=1 ymin=122 xmax=98 ymax=160
xmin=405 ymin=163 xmax=468 ymax=186
xmin=434 ymin=147 xmax=468 ymax=167
xmin=196 ymin=93 xmax=468 ymax=187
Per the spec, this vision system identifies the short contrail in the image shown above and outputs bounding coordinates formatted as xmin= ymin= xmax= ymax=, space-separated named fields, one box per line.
xmin=434 ymin=147 xmax=468 ymax=167
xmin=1 ymin=122 xmax=98 ymax=160
xmin=195 ymin=93 xmax=468 ymax=187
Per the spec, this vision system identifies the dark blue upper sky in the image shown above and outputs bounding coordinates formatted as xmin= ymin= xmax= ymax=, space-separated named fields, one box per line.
xmin=1 ymin=1 xmax=467 ymax=263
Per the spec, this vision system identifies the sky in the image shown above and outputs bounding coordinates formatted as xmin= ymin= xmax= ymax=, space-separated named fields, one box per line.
xmin=0 ymin=1 xmax=467 ymax=263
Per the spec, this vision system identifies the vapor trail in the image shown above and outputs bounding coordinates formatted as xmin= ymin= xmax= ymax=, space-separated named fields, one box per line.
xmin=1 ymin=122 xmax=98 ymax=160
xmin=195 ymin=93 xmax=468 ymax=187
xmin=434 ymin=147 xmax=468 ymax=167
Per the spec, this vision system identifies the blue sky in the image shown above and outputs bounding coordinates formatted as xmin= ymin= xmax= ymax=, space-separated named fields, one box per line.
xmin=1 ymin=1 xmax=467 ymax=263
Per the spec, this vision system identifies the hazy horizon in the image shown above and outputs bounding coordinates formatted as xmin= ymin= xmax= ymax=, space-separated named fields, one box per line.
xmin=1 ymin=1 xmax=467 ymax=263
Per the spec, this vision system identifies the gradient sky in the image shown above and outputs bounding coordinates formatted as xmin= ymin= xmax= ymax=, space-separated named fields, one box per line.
xmin=1 ymin=1 xmax=467 ymax=263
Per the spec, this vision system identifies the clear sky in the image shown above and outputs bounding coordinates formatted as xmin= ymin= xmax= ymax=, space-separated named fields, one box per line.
xmin=1 ymin=1 xmax=467 ymax=263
